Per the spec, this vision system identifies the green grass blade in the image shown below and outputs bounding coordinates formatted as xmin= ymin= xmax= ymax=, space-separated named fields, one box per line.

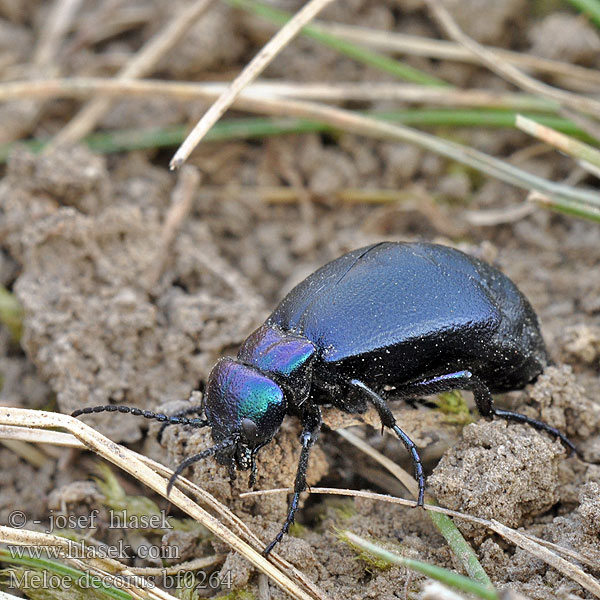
xmin=342 ymin=531 xmax=499 ymax=600
xmin=0 ymin=549 xmax=132 ymax=600
xmin=226 ymin=0 xmax=448 ymax=86
xmin=427 ymin=510 xmax=493 ymax=588
xmin=565 ymin=0 xmax=600 ymax=27
xmin=0 ymin=284 xmax=23 ymax=342
xmin=1 ymin=109 xmax=591 ymax=164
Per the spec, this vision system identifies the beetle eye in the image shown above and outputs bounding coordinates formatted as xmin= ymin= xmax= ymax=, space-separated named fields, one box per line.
xmin=241 ymin=418 xmax=259 ymax=445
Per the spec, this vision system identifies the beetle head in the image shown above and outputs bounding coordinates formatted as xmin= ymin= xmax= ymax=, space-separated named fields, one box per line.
xmin=204 ymin=357 xmax=287 ymax=470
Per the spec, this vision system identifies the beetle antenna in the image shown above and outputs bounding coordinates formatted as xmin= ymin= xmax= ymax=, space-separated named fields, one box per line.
xmin=72 ymin=405 xmax=209 ymax=429
xmin=167 ymin=436 xmax=238 ymax=496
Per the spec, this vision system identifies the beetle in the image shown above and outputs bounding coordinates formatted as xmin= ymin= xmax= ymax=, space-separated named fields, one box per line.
xmin=73 ymin=241 xmax=576 ymax=555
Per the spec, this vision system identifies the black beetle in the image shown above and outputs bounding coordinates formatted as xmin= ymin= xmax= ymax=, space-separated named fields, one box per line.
xmin=73 ymin=241 xmax=576 ymax=555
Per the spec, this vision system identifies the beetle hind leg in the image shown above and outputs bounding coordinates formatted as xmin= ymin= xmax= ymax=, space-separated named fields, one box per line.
xmin=393 ymin=370 xmax=578 ymax=455
xmin=349 ymin=379 xmax=425 ymax=507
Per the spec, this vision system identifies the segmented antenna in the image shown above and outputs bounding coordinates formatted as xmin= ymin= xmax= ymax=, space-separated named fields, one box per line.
xmin=71 ymin=405 xmax=208 ymax=429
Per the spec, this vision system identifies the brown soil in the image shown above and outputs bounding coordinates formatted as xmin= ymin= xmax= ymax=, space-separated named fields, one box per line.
xmin=0 ymin=1 xmax=599 ymax=599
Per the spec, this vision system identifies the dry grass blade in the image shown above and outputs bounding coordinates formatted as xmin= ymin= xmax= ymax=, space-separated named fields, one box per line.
xmin=169 ymin=0 xmax=337 ymax=169
xmin=319 ymin=23 xmax=600 ymax=91
xmin=0 ymin=525 xmax=175 ymax=600
xmin=424 ymin=0 xmax=600 ymax=120
xmin=242 ymin=487 xmax=600 ymax=582
xmin=52 ymin=0 xmax=216 ymax=146
xmin=0 ymin=408 xmax=327 ymax=600
xmin=1 ymin=77 xmax=595 ymax=206
xmin=336 ymin=428 xmax=419 ymax=498
xmin=32 ymin=0 xmax=83 ymax=68
xmin=0 ymin=420 xmax=315 ymax=591
xmin=516 ymin=114 xmax=600 ymax=176
xmin=489 ymin=520 xmax=600 ymax=598
xmin=335 ymin=429 xmax=494 ymax=589
xmin=146 ymin=165 xmax=201 ymax=288
xmin=0 ymin=78 xmax=556 ymax=111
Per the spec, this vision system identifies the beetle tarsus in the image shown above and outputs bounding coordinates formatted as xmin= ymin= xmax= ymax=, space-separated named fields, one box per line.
xmin=492 ymin=407 xmax=580 ymax=456
xmin=263 ymin=409 xmax=321 ymax=556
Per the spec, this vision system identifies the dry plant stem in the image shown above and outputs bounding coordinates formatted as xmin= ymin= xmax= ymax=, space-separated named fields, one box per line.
xmin=0 ymin=439 xmax=49 ymax=467
xmin=336 ymin=429 xmax=493 ymax=589
xmin=0 ymin=409 xmax=322 ymax=600
xmin=1 ymin=418 xmax=597 ymax=596
xmin=241 ymin=488 xmax=600 ymax=574
xmin=147 ymin=165 xmax=201 ymax=288
xmin=0 ymin=526 xmax=175 ymax=600
xmin=0 ymin=78 xmax=595 ymax=204
xmin=0 ymin=78 xmax=556 ymax=111
xmin=128 ymin=555 xmax=225 ymax=576
xmin=490 ymin=520 xmax=600 ymax=598
xmin=319 ymin=23 xmax=600 ymax=91
xmin=516 ymin=114 xmax=600 ymax=171
xmin=214 ymin=94 xmax=598 ymax=206
xmin=32 ymin=0 xmax=83 ymax=68
xmin=462 ymin=204 xmax=536 ymax=226
xmin=425 ymin=0 xmax=600 ymax=120
xmin=0 ymin=590 xmax=24 ymax=600
xmin=51 ymin=0 xmax=216 ymax=147
xmin=336 ymin=428 xmax=419 ymax=498
xmin=169 ymin=0 xmax=337 ymax=169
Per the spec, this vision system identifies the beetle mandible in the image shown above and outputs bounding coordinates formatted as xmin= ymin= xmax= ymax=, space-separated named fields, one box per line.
xmin=74 ymin=241 xmax=576 ymax=555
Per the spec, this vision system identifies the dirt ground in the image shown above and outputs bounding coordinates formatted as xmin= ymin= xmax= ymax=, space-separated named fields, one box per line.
xmin=1 ymin=1 xmax=599 ymax=599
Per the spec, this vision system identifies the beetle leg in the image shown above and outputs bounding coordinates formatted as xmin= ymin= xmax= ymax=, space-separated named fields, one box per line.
xmin=263 ymin=407 xmax=322 ymax=556
xmin=349 ymin=379 xmax=425 ymax=507
xmin=393 ymin=371 xmax=578 ymax=455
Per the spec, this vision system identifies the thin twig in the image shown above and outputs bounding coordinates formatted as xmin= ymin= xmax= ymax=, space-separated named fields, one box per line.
xmin=516 ymin=114 xmax=600 ymax=171
xmin=336 ymin=429 xmax=419 ymax=498
xmin=32 ymin=0 xmax=83 ymax=68
xmin=169 ymin=0 xmax=337 ymax=169
xmin=0 ymin=409 xmax=323 ymax=600
xmin=0 ymin=409 xmax=327 ymax=600
xmin=424 ymin=0 xmax=600 ymax=120
xmin=241 ymin=488 xmax=600 ymax=571
xmin=0 ymin=77 xmax=596 ymax=208
xmin=490 ymin=520 xmax=600 ymax=598
xmin=318 ymin=23 xmax=600 ymax=91
xmin=51 ymin=0 xmax=216 ymax=147
xmin=0 ymin=78 xmax=551 ymax=111
xmin=0 ymin=78 xmax=557 ymax=110
xmin=146 ymin=165 xmax=201 ymax=288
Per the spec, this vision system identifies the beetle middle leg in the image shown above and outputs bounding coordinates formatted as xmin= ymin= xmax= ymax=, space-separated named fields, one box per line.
xmin=349 ymin=379 xmax=426 ymax=507
xmin=392 ymin=370 xmax=577 ymax=454
xmin=263 ymin=406 xmax=322 ymax=556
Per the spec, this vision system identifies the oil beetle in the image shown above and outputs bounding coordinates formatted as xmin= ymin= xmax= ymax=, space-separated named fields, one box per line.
xmin=73 ymin=242 xmax=576 ymax=555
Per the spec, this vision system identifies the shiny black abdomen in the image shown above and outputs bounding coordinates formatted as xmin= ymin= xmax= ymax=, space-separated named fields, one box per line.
xmin=268 ymin=242 xmax=548 ymax=394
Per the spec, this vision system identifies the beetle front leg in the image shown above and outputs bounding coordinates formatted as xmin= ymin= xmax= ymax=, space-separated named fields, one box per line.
xmin=349 ymin=379 xmax=425 ymax=507
xmin=263 ymin=407 xmax=322 ymax=556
